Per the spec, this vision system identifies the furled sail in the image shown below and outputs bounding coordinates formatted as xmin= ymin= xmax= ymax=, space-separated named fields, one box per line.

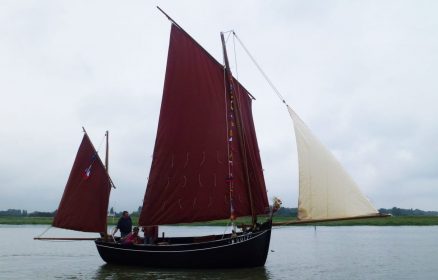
xmin=53 ymin=133 xmax=111 ymax=232
xmin=139 ymin=24 xmax=268 ymax=226
xmin=288 ymin=106 xmax=379 ymax=221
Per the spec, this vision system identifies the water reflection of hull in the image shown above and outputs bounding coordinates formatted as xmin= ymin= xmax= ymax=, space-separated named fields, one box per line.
xmin=94 ymin=263 xmax=270 ymax=279
xmin=95 ymin=223 xmax=271 ymax=268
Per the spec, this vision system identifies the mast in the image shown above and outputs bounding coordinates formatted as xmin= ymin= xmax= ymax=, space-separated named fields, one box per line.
xmin=105 ymin=131 xmax=109 ymax=172
xmin=104 ymin=130 xmax=109 ymax=235
xmin=220 ymin=32 xmax=257 ymax=226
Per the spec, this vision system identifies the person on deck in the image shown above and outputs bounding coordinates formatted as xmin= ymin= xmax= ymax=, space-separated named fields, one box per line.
xmin=142 ymin=225 xmax=158 ymax=244
xmin=113 ymin=211 xmax=132 ymax=238
xmin=121 ymin=226 xmax=141 ymax=245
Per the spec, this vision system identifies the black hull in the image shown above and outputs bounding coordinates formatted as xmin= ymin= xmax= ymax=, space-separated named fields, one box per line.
xmin=95 ymin=222 xmax=272 ymax=268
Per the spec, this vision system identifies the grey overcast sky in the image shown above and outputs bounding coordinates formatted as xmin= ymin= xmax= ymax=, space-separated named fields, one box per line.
xmin=1 ymin=1 xmax=437 ymax=212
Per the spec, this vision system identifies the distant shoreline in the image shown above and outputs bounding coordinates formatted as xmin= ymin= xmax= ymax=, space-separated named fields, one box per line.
xmin=2 ymin=216 xmax=438 ymax=226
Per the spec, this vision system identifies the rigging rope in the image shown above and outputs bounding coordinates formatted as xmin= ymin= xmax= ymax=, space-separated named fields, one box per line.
xmin=35 ymin=225 xmax=52 ymax=239
xmin=221 ymin=220 xmax=231 ymax=239
xmin=229 ymin=32 xmax=295 ymax=227
xmin=232 ymin=32 xmax=240 ymax=82
xmin=223 ymin=30 xmax=294 ymax=227
xmin=233 ymin=33 xmax=288 ymax=105
xmin=96 ymin=132 xmax=106 ymax=155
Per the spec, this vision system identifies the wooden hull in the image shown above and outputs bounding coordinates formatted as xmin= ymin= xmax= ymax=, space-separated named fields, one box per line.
xmin=95 ymin=222 xmax=272 ymax=268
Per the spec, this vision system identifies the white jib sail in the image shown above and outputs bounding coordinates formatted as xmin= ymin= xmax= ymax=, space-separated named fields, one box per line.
xmin=287 ymin=106 xmax=378 ymax=221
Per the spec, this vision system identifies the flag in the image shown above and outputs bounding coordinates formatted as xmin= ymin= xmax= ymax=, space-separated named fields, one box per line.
xmin=83 ymin=152 xmax=98 ymax=180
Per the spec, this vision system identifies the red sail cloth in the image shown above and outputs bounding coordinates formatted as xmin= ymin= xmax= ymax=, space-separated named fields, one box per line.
xmin=139 ymin=25 xmax=268 ymax=226
xmin=53 ymin=134 xmax=111 ymax=232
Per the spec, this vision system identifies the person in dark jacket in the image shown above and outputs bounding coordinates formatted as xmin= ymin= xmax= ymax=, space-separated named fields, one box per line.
xmin=113 ymin=211 xmax=132 ymax=238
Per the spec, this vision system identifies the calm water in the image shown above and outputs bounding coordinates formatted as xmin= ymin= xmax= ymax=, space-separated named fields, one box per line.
xmin=0 ymin=225 xmax=437 ymax=279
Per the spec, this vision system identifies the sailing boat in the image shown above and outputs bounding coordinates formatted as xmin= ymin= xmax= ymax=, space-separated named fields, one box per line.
xmin=44 ymin=9 xmax=386 ymax=268
xmin=95 ymin=13 xmax=272 ymax=268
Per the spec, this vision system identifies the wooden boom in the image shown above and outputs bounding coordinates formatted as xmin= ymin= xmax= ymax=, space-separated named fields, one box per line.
xmin=272 ymin=213 xmax=391 ymax=226
xmin=34 ymin=237 xmax=97 ymax=241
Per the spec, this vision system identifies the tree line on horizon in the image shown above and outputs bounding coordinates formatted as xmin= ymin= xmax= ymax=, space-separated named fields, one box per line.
xmin=1 ymin=207 xmax=437 ymax=217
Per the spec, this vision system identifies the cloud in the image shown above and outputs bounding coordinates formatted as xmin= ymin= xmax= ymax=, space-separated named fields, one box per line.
xmin=1 ymin=1 xmax=438 ymax=212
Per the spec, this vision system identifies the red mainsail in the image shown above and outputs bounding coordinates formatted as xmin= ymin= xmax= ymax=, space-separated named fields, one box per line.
xmin=139 ymin=24 xmax=268 ymax=226
xmin=53 ymin=133 xmax=111 ymax=232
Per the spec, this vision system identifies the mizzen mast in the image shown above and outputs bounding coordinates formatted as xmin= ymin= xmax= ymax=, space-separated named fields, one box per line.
xmin=105 ymin=131 xmax=109 ymax=172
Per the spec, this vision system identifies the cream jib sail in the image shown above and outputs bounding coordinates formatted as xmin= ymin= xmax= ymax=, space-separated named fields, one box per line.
xmin=288 ymin=106 xmax=379 ymax=221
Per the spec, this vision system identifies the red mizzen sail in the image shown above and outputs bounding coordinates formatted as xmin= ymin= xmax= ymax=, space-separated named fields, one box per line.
xmin=53 ymin=133 xmax=111 ymax=232
xmin=139 ymin=24 xmax=268 ymax=226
